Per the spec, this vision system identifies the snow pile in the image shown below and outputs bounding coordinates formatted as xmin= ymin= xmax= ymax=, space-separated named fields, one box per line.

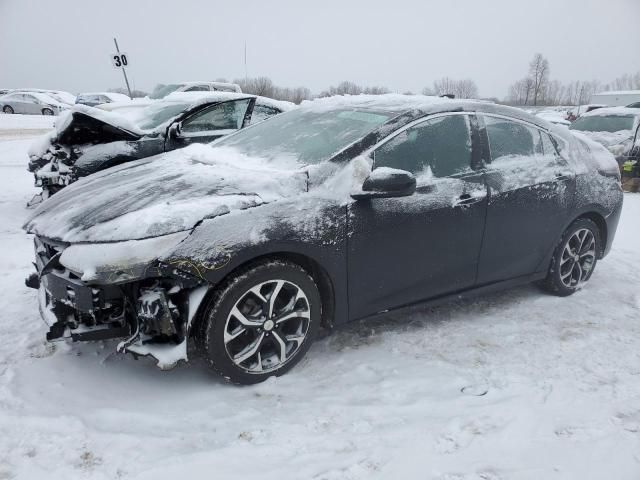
xmin=301 ymin=93 xmax=452 ymax=112
xmin=24 ymin=144 xmax=308 ymax=242
xmin=0 ymin=113 xmax=55 ymax=131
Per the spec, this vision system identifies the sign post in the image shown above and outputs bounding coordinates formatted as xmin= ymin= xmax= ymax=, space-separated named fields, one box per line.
xmin=111 ymin=37 xmax=133 ymax=99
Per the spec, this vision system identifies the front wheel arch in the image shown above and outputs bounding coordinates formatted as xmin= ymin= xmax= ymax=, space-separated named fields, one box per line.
xmin=190 ymin=252 xmax=335 ymax=339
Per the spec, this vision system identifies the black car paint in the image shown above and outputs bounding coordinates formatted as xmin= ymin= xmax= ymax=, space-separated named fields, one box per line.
xmin=161 ymin=102 xmax=622 ymax=327
xmin=30 ymin=100 xmax=624 ymax=348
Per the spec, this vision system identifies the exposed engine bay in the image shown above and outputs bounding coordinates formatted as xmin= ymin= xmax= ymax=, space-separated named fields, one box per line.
xmin=27 ymin=235 xmax=209 ymax=369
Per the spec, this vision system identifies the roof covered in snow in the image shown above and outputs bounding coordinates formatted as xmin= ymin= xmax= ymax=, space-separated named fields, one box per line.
xmin=581 ymin=106 xmax=640 ymax=117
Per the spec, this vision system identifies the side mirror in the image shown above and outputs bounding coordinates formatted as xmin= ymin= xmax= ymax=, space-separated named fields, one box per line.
xmin=168 ymin=122 xmax=182 ymax=139
xmin=351 ymin=167 xmax=416 ymax=200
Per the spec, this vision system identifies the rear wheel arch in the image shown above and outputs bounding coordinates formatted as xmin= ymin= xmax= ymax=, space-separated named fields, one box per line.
xmin=575 ymin=212 xmax=607 ymax=258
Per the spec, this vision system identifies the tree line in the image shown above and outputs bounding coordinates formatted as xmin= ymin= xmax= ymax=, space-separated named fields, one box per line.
xmin=506 ymin=53 xmax=640 ymax=106
xmin=110 ymin=59 xmax=640 ymax=106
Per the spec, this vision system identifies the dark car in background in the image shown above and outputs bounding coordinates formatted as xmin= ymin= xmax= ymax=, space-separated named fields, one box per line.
xmin=24 ymin=95 xmax=623 ymax=385
xmin=27 ymin=92 xmax=294 ymax=202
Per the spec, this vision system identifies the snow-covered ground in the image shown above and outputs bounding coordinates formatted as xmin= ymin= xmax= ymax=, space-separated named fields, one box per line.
xmin=1 ymin=115 xmax=640 ymax=480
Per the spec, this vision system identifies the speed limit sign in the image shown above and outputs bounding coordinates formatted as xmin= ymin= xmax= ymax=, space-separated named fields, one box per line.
xmin=111 ymin=53 xmax=129 ymax=68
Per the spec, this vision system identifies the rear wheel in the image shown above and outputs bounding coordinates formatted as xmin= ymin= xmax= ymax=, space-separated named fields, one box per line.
xmin=41 ymin=108 xmax=54 ymax=116
xmin=541 ymin=218 xmax=600 ymax=296
xmin=2 ymin=105 xmax=14 ymax=114
xmin=196 ymin=260 xmax=321 ymax=384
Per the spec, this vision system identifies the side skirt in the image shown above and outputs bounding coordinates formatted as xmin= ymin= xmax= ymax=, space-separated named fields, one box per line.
xmin=354 ymin=271 xmax=547 ymax=324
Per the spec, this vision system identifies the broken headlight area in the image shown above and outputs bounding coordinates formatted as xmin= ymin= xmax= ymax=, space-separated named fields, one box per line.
xmin=28 ymin=234 xmax=209 ymax=369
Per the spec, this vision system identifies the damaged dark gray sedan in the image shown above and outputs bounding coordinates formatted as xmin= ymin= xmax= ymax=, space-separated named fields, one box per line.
xmin=24 ymin=95 xmax=623 ymax=384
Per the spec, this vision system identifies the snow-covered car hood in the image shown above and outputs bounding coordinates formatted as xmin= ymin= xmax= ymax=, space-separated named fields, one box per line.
xmin=24 ymin=144 xmax=307 ymax=243
xmin=573 ymin=129 xmax=633 ymax=157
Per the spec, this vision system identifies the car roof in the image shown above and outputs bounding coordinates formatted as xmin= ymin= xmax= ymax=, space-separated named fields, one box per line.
xmin=301 ymin=94 xmax=560 ymax=131
xmin=580 ymin=106 xmax=640 ymax=117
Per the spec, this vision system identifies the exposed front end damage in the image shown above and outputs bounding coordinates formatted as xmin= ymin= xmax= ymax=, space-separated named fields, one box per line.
xmin=28 ymin=235 xmax=210 ymax=369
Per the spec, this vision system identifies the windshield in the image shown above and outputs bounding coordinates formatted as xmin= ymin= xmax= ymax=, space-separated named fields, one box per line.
xmin=570 ymin=115 xmax=636 ymax=133
xmin=132 ymin=102 xmax=190 ymax=130
xmin=213 ymin=108 xmax=392 ymax=164
xmin=149 ymin=84 xmax=182 ymax=100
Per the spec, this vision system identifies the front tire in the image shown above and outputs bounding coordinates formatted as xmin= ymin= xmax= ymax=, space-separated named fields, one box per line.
xmin=541 ymin=218 xmax=601 ymax=296
xmin=196 ymin=260 xmax=321 ymax=385
xmin=3 ymin=105 xmax=14 ymax=114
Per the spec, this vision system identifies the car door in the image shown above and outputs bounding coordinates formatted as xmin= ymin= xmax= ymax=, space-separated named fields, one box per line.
xmin=164 ymin=98 xmax=253 ymax=151
xmin=23 ymin=94 xmax=41 ymax=114
xmin=347 ymin=113 xmax=488 ymax=320
xmin=11 ymin=94 xmax=29 ymax=113
xmin=476 ymin=114 xmax=576 ymax=284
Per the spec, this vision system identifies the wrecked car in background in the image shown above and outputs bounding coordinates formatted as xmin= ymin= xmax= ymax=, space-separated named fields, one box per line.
xmin=26 ymin=92 xmax=294 ymax=203
xmin=569 ymin=106 xmax=640 ymax=178
xmin=24 ymin=95 xmax=623 ymax=385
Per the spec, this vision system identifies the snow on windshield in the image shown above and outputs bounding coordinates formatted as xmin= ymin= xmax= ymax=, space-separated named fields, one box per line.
xmin=570 ymin=115 xmax=635 ymax=133
xmin=214 ymin=108 xmax=392 ymax=164
xmin=24 ymin=143 xmax=308 ymax=242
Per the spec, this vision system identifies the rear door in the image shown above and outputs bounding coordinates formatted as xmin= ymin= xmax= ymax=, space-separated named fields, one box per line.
xmin=476 ymin=114 xmax=576 ymax=284
xmin=347 ymin=113 xmax=488 ymax=319
xmin=164 ymin=98 xmax=254 ymax=151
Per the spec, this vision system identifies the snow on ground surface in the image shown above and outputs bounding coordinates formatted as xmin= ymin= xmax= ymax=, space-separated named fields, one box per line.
xmin=0 ymin=113 xmax=55 ymax=139
xmin=1 ymin=117 xmax=640 ymax=479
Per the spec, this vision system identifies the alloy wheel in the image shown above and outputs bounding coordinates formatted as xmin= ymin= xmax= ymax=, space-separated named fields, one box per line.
xmin=559 ymin=228 xmax=596 ymax=288
xmin=223 ymin=279 xmax=311 ymax=374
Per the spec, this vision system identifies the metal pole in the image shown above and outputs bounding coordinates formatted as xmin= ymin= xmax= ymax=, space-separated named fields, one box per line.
xmin=113 ymin=37 xmax=133 ymax=98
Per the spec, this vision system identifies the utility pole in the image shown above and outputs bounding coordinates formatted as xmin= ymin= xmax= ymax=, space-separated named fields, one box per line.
xmin=244 ymin=42 xmax=248 ymax=84
xmin=113 ymin=37 xmax=133 ymax=98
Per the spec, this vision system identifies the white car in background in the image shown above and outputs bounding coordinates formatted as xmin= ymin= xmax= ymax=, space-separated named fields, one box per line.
xmin=536 ymin=110 xmax=571 ymax=126
xmin=75 ymin=92 xmax=132 ymax=107
xmin=14 ymin=89 xmax=76 ymax=106
xmin=149 ymin=81 xmax=242 ymax=99
xmin=0 ymin=91 xmax=67 ymax=115
xmin=569 ymin=106 xmax=640 ymax=162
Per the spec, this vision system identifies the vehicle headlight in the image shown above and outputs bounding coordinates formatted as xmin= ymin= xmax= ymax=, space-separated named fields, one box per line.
xmin=59 ymin=231 xmax=190 ymax=284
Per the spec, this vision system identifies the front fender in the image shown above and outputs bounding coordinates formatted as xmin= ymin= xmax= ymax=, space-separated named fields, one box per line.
xmin=160 ymin=198 xmax=349 ymax=322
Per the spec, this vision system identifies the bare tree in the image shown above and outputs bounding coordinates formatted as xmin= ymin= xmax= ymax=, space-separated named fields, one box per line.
xmin=529 ymin=53 xmax=550 ymax=106
xmin=456 ymin=79 xmax=479 ymax=99
xmin=432 ymin=77 xmax=457 ymax=97
xmin=430 ymin=77 xmax=479 ymax=98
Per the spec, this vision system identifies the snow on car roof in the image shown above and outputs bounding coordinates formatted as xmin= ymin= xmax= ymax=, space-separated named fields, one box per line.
xmin=79 ymin=92 xmax=131 ymax=101
xmin=593 ymin=90 xmax=640 ymax=96
xmin=581 ymin=106 xmax=640 ymax=117
xmin=300 ymin=93 xmax=452 ymax=112
xmin=165 ymin=91 xmax=295 ymax=112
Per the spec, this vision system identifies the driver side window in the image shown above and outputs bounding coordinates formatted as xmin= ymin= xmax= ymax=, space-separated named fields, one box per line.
xmin=373 ymin=114 xmax=473 ymax=179
xmin=181 ymin=99 xmax=251 ymax=134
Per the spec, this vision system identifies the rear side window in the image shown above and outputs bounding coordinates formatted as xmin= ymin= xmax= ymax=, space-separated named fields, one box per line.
xmin=181 ymin=99 xmax=251 ymax=133
xmin=184 ymin=85 xmax=209 ymax=92
xmin=484 ymin=116 xmax=543 ymax=163
xmin=373 ymin=114 xmax=473 ymax=178
xmin=251 ymin=104 xmax=280 ymax=124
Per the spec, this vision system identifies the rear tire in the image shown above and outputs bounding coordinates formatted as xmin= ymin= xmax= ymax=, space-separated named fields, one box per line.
xmin=2 ymin=106 xmax=13 ymax=114
xmin=541 ymin=218 xmax=601 ymax=296
xmin=41 ymin=108 xmax=54 ymax=116
xmin=195 ymin=260 xmax=321 ymax=385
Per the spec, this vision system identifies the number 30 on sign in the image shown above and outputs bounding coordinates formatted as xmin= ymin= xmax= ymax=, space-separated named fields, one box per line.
xmin=111 ymin=53 xmax=129 ymax=68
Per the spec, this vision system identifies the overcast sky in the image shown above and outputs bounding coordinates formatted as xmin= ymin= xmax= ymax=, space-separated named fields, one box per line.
xmin=1 ymin=0 xmax=638 ymax=98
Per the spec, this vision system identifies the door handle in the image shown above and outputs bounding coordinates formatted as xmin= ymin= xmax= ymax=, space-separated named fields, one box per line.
xmin=453 ymin=193 xmax=485 ymax=208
